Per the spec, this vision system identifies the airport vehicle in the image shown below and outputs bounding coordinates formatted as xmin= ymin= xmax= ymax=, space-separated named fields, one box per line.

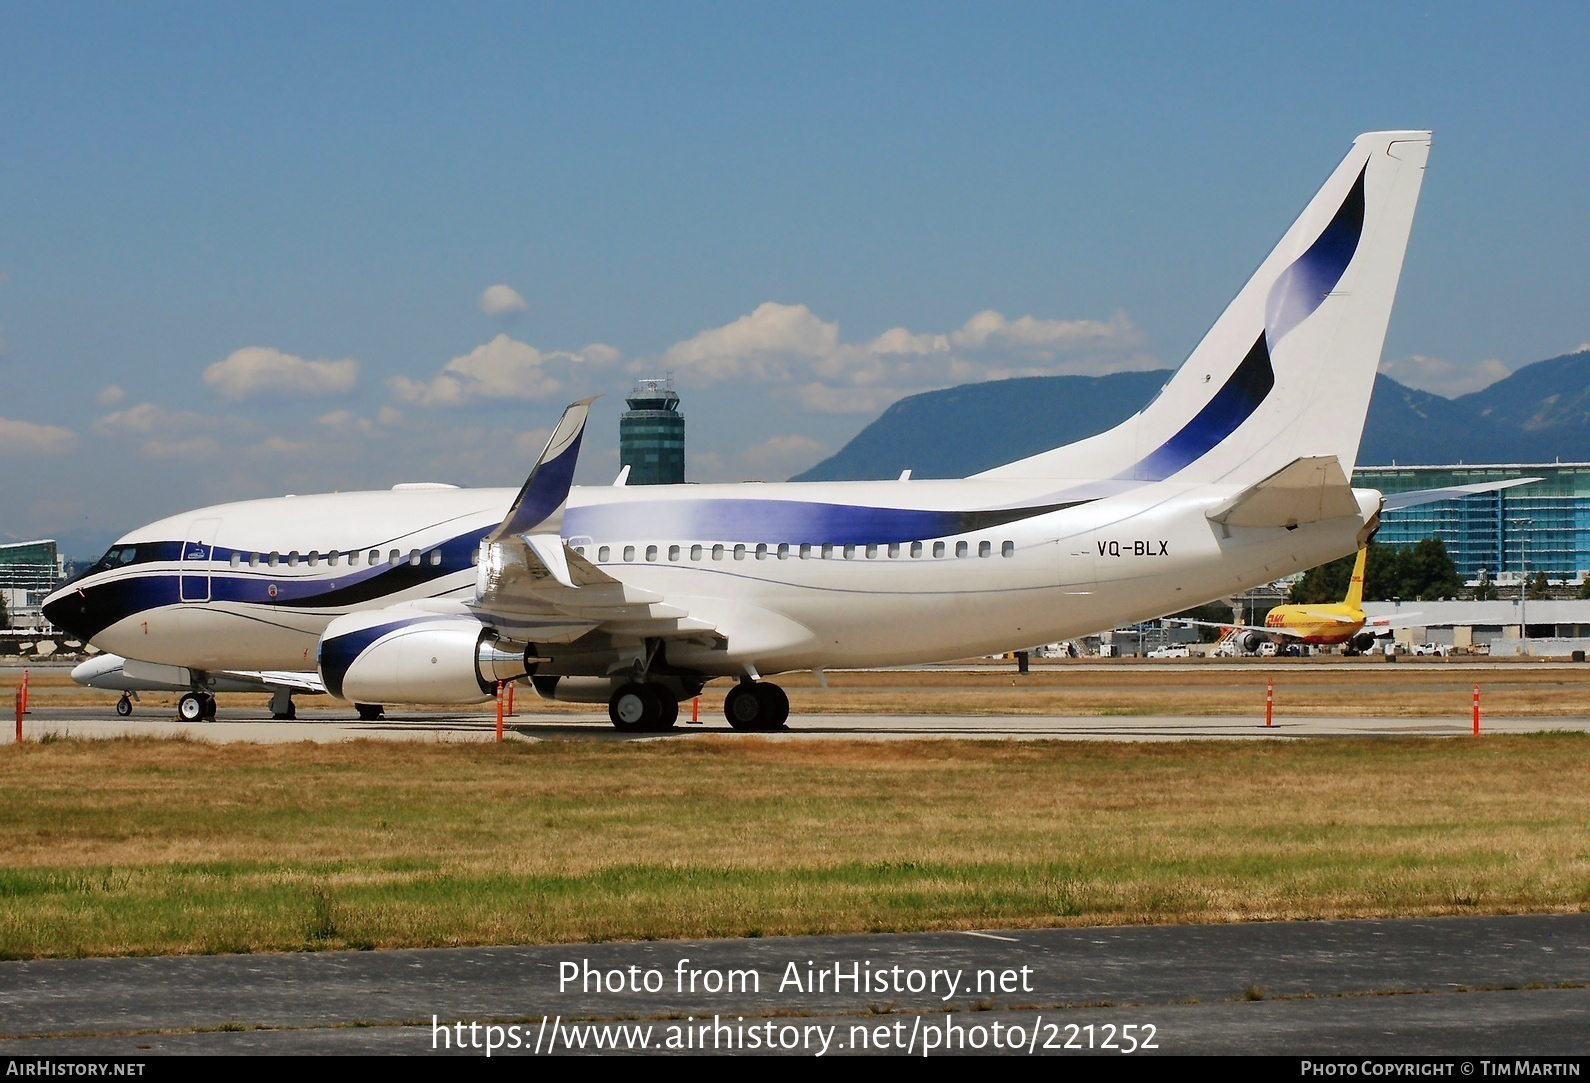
xmin=45 ymin=131 xmax=1432 ymax=731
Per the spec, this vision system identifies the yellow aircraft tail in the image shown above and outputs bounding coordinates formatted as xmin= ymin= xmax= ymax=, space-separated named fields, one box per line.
xmin=1343 ymin=546 xmax=1368 ymax=609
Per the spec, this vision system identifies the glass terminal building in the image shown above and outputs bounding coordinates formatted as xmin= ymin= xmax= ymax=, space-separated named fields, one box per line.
xmin=619 ymin=377 xmax=685 ymax=486
xmin=1352 ymin=464 xmax=1590 ymax=582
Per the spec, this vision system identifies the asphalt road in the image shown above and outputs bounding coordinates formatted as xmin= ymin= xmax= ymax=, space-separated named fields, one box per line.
xmin=2 ymin=916 xmax=1586 ymax=1056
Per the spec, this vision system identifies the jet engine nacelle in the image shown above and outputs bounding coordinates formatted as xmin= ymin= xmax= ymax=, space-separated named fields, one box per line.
xmin=318 ymin=610 xmax=531 ymax=705
xmin=1238 ymin=631 xmax=1266 ymax=654
xmin=1350 ymin=632 xmax=1378 ymax=653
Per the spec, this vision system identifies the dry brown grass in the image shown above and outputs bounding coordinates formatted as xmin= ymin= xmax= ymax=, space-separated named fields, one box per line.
xmin=2 ymin=734 xmax=1587 ymax=957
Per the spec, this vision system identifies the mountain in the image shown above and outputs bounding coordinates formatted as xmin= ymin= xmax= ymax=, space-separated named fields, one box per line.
xmin=792 ymin=349 xmax=1590 ymax=481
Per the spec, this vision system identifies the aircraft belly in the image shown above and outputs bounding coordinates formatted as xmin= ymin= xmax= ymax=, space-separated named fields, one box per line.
xmin=94 ymin=604 xmax=323 ymax=670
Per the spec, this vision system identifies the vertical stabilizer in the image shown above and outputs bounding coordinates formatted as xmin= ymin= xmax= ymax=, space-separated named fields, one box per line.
xmin=1344 ymin=546 xmax=1368 ymax=609
xmin=979 ymin=131 xmax=1431 ymax=484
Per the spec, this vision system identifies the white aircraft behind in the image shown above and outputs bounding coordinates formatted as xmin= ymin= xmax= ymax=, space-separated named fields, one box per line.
xmin=69 ymin=652 xmax=340 ymax=720
xmin=45 ymin=131 xmax=1433 ymax=730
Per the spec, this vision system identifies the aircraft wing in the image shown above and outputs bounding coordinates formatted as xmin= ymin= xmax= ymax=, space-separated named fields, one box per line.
xmin=222 ymin=670 xmax=328 ymax=694
xmin=469 ymin=400 xmax=724 ymax=646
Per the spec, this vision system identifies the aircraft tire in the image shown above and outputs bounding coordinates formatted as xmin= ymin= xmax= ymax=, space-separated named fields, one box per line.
xmin=355 ymin=703 xmax=385 ymax=721
xmin=115 ymin=695 xmax=133 ymax=717
xmin=201 ymin=694 xmax=217 ymax=719
xmin=177 ymin=693 xmax=205 ymax=722
xmin=654 ymin=694 xmax=679 ymax=731
xmin=609 ymin=682 xmax=661 ymax=732
xmin=725 ymin=681 xmax=789 ymax=731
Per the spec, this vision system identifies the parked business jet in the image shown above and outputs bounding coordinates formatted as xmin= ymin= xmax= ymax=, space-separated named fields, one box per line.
xmin=45 ymin=131 xmax=1432 ymax=731
xmin=70 ymin=652 xmax=337 ymax=719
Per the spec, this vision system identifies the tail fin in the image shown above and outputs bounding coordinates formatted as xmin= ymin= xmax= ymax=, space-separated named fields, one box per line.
xmin=1343 ymin=546 xmax=1368 ymax=609
xmin=979 ymin=131 xmax=1430 ymax=484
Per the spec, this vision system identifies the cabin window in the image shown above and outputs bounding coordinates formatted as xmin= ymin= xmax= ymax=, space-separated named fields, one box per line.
xmin=623 ymin=545 xmax=636 ymax=562
xmin=669 ymin=544 xmax=681 ymax=561
xmin=866 ymin=544 xmax=878 ymax=559
xmin=249 ymin=553 xmax=260 ymax=567
xmin=777 ymin=543 xmax=790 ymax=559
xmin=368 ymin=550 xmax=380 ymax=565
xmin=955 ymin=541 xmax=968 ymax=558
xmin=327 ymin=551 xmax=339 ymax=567
xmin=755 ymin=543 xmax=767 ymax=560
xmin=307 ymin=551 xmax=321 ymax=566
xmin=229 ymin=553 xmax=239 ymax=568
xmin=1002 ymin=540 xmax=1015 ymax=557
xmin=888 ymin=543 xmax=900 ymax=558
xmin=932 ymin=542 xmax=945 ymax=558
xmin=646 ymin=545 xmax=658 ymax=562
xmin=733 ymin=544 xmax=746 ymax=560
xmin=470 ymin=549 xmax=480 ymax=566
xmin=840 ymin=544 xmax=854 ymax=559
xmin=385 ymin=550 xmax=398 ymax=565
xmin=799 ymin=544 xmax=812 ymax=559
xmin=429 ymin=550 xmax=441 ymax=566
xmin=268 ymin=552 xmax=281 ymax=567
xmin=574 ymin=546 xmax=586 ymax=557
xmin=691 ymin=544 xmax=703 ymax=560
xmin=911 ymin=541 xmax=923 ymax=558
xmin=712 ymin=544 xmax=725 ymax=560
xmin=598 ymin=545 xmax=611 ymax=562
xmin=978 ymin=540 xmax=991 ymax=558
xmin=821 ymin=544 xmax=834 ymax=559
xmin=287 ymin=551 xmax=300 ymax=567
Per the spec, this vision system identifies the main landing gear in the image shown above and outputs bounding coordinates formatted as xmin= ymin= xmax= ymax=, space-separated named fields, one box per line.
xmin=608 ymin=682 xmax=680 ymax=733
xmin=176 ymin=693 xmax=216 ymax=722
xmin=723 ymin=679 xmax=789 ymax=731
xmin=269 ymin=689 xmax=296 ymax=721
xmin=355 ymin=703 xmax=386 ymax=721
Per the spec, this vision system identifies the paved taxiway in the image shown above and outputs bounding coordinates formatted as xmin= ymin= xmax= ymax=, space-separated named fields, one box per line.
xmin=15 ymin=703 xmax=1590 ymax=741
xmin=2 ymin=916 xmax=1586 ymax=1055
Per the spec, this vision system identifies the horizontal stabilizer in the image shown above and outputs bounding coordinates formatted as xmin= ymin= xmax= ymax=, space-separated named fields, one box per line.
xmin=1381 ymin=477 xmax=1541 ymax=512
xmin=1208 ymin=456 xmax=1360 ymax=529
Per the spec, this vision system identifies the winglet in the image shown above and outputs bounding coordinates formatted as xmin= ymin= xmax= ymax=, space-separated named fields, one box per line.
xmin=489 ymin=398 xmax=595 ymax=543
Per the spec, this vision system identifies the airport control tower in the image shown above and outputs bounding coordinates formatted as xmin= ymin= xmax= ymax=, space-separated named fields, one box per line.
xmin=619 ymin=376 xmax=685 ymax=485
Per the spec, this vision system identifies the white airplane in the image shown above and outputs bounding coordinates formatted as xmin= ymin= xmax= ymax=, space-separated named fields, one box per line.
xmin=69 ymin=652 xmax=334 ymax=720
xmin=45 ymin=130 xmax=1432 ymax=731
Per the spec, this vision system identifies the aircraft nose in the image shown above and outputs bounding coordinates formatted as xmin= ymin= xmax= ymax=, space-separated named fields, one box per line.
xmin=42 ymin=588 xmax=88 ymax=639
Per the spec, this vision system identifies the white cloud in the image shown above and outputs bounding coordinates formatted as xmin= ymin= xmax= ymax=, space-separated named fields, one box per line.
xmin=738 ymin=434 xmax=828 ymax=479
xmin=479 ymin=284 xmax=528 ymax=317
xmin=0 ymin=418 xmax=76 ymax=455
xmin=657 ymin=303 xmax=1151 ymax=414
xmin=390 ymin=334 xmax=619 ymax=407
xmin=1380 ymin=355 xmax=1513 ymax=398
xmin=203 ymin=347 xmax=358 ymax=402
xmin=96 ymin=385 xmax=125 ymax=407
xmin=662 ymin=303 xmax=839 ymax=382
xmin=93 ymin=402 xmax=212 ymax=438
xmin=139 ymin=436 xmax=221 ymax=460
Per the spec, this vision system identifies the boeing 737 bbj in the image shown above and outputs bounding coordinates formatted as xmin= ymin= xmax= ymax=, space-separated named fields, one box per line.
xmin=46 ymin=131 xmax=1433 ymax=730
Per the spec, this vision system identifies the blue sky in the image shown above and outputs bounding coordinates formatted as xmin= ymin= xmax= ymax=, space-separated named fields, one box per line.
xmin=2 ymin=3 xmax=1586 ymax=553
